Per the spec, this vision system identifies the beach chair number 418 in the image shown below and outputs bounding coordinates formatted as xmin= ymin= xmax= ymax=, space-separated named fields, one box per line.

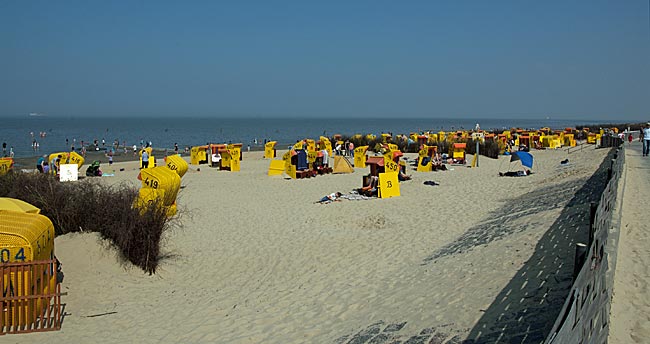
xmin=143 ymin=177 xmax=159 ymax=189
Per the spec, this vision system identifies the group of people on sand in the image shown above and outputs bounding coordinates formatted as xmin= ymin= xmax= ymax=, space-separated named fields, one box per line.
xmin=335 ymin=140 xmax=354 ymax=157
xmin=2 ymin=142 xmax=14 ymax=158
xmin=35 ymin=154 xmax=61 ymax=175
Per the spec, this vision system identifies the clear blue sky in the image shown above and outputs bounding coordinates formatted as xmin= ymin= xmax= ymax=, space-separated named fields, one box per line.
xmin=1 ymin=1 xmax=648 ymax=120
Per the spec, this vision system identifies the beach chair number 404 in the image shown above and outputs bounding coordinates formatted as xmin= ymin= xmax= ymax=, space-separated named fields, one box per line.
xmin=1 ymin=247 xmax=26 ymax=263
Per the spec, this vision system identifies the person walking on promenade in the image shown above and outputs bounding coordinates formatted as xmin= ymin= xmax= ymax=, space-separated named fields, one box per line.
xmin=643 ymin=123 xmax=650 ymax=157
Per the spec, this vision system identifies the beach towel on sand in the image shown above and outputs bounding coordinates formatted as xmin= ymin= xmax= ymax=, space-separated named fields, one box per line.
xmin=341 ymin=193 xmax=375 ymax=201
xmin=315 ymin=191 xmax=376 ymax=203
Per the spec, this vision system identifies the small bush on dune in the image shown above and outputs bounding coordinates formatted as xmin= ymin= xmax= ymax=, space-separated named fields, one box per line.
xmin=0 ymin=172 xmax=174 ymax=274
xmin=465 ymin=139 xmax=501 ymax=159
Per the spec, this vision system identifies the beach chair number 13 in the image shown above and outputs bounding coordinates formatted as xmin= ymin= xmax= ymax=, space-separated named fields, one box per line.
xmin=144 ymin=177 xmax=159 ymax=189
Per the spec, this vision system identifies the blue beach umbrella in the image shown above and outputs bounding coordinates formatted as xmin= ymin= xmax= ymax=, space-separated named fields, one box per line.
xmin=510 ymin=151 xmax=534 ymax=169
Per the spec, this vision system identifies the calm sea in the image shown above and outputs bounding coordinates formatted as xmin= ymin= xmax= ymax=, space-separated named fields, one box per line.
xmin=1 ymin=116 xmax=609 ymax=158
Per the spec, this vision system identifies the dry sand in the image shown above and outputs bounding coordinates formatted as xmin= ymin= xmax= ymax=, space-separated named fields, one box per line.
xmin=14 ymin=145 xmax=611 ymax=343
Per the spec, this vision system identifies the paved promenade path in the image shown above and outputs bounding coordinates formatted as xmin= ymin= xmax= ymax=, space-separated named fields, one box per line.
xmin=609 ymin=141 xmax=650 ymax=343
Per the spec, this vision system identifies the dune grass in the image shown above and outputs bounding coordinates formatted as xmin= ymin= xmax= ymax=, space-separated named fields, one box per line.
xmin=0 ymin=172 xmax=175 ymax=274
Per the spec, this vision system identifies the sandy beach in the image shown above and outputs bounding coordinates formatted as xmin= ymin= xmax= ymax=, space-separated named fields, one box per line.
xmin=11 ymin=145 xmax=612 ymax=343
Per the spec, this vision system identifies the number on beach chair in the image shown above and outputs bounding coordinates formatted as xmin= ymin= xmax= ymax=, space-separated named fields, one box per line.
xmin=228 ymin=148 xmax=241 ymax=171
xmin=306 ymin=139 xmax=316 ymax=152
xmin=378 ymin=172 xmax=400 ymax=199
xmin=230 ymin=158 xmax=240 ymax=172
xmin=139 ymin=166 xmax=181 ymax=207
xmin=307 ymin=151 xmax=318 ymax=168
xmin=0 ymin=158 xmax=13 ymax=175
xmin=68 ymin=151 xmax=85 ymax=168
xmin=286 ymin=164 xmax=297 ymax=179
xmin=384 ymin=156 xmax=399 ymax=173
xmin=354 ymin=146 xmax=368 ymax=168
xmin=264 ymin=141 xmax=277 ymax=159
xmin=282 ymin=151 xmax=292 ymax=169
xmin=165 ymin=155 xmax=188 ymax=177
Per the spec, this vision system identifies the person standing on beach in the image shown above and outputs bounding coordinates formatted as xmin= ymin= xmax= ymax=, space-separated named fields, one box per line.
xmin=643 ymin=123 xmax=650 ymax=157
xmin=141 ymin=149 xmax=149 ymax=169
xmin=2 ymin=142 xmax=6 ymax=156
xmin=36 ymin=155 xmax=46 ymax=173
xmin=53 ymin=155 xmax=62 ymax=175
xmin=211 ymin=151 xmax=221 ymax=167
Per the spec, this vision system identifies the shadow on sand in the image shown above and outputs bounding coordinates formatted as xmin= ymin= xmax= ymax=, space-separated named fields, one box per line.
xmin=463 ymin=148 xmax=615 ymax=343
xmin=334 ymin=148 xmax=615 ymax=344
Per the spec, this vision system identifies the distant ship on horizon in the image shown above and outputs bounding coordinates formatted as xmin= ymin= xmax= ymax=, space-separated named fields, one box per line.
xmin=28 ymin=112 xmax=47 ymax=117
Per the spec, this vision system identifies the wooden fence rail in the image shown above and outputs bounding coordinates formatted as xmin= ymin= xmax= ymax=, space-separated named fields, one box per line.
xmin=1 ymin=259 xmax=62 ymax=335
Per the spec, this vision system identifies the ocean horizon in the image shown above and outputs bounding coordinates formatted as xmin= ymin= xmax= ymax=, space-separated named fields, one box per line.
xmin=0 ymin=116 xmax=623 ymax=158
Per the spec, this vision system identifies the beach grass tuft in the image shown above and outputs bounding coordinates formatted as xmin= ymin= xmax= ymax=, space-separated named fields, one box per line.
xmin=0 ymin=172 xmax=174 ymax=274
